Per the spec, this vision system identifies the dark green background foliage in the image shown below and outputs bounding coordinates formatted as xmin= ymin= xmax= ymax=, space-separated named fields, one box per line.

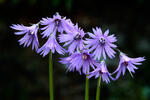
xmin=0 ymin=0 xmax=150 ymax=100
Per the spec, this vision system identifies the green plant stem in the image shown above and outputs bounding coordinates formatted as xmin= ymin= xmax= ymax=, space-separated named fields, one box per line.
xmin=85 ymin=75 xmax=89 ymax=100
xmin=96 ymin=76 xmax=101 ymax=100
xmin=49 ymin=52 xmax=53 ymax=100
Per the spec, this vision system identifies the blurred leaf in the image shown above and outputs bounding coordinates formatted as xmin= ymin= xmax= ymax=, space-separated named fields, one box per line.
xmin=19 ymin=88 xmax=29 ymax=100
xmin=136 ymin=38 xmax=150 ymax=53
xmin=12 ymin=0 xmax=20 ymax=5
xmin=142 ymin=86 xmax=150 ymax=100
xmin=0 ymin=0 xmax=5 ymax=4
xmin=51 ymin=0 xmax=60 ymax=7
xmin=28 ymin=0 xmax=37 ymax=5
xmin=65 ymin=0 xmax=72 ymax=11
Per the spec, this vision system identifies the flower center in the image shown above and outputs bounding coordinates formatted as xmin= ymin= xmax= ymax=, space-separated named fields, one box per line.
xmin=82 ymin=53 xmax=88 ymax=60
xmin=28 ymin=30 xmax=34 ymax=35
xmin=99 ymin=70 xmax=103 ymax=74
xmin=74 ymin=33 xmax=82 ymax=40
xmin=99 ymin=37 xmax=106 ymax=45
xmin=54 ymin=19 xmax=61 ymax=27
xmin=123 ymin=61 xmax=128 ymax=66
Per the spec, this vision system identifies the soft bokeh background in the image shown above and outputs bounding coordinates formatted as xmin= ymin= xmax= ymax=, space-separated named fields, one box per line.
xmin=0 ymin=0 xmax=150 ymax=100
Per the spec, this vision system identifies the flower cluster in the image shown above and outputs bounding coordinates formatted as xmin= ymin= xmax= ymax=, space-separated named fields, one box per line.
xmin=11 ymin=12 xmax=145 ymax=83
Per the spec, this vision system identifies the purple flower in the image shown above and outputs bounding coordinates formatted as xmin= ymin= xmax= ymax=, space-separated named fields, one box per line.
xmin=58 ymin=24 xmax=85 ymax=53
xmin=37 ymin=29 xmax=66 ymax=57
xmin=40 ymin=12 xmax=74 ymax=38
xmin=85 ymin=27 xmax=117 ymax=60
xmin=11 ymin=23 xmax=39 ymax=51
xmin=60 ymin=50 xmax=98 ymax=75
xmin=38 ymin=13 xmax=72 ymax=56
xmin=112 ymin=52 xmax=145 ymax=79
xmin=88 ymin=61 xmax=114 ymax=84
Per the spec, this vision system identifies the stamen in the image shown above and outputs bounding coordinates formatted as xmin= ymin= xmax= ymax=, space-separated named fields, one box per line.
xmin=99 ymin=70 xmax=103 ymax=74
xmin=82 ymin=53 xmax=88 ymax=60
xmin=54 ymin=19 xmax=61 ymax=26
xmin=99 ymin=37 xmax=106 ymax=45
xmin=28 ymin=30 xmax=34 ymax=35
xmin=74 ymin=33 xmax=81 ymax=40
xmin=123 ymin=61 xmax=128 ymax=66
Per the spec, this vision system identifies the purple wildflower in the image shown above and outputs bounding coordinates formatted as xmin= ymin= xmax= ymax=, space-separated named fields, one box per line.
xmin=85 ymin=27 xmax=117 ymax=60
xmin=37 ymin=29 xmax=66 ymax=57
xmin=58 ymin=24 xmax=85 ymax=53
xmin=112 ymin=52 xmax=145 ymax=79
xmin=40 ymin=12 xmax=74 ymax=38
xmin=88 ymin=61 xmax=114 ymax=84
xmin=60 ymin=50 xmax=98 ymax=75
xmin=38 ymin=13 xmax=73 ymax=56
xmin=11 ymin=23 xmax=39 ymax=51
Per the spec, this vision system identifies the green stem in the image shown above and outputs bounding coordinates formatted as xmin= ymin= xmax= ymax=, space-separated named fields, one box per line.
xmin=85 ymin=75 xmax=89 ymax=100
xmin=96 ymin=76 xmax=101 ymax=100
xmin=49 ymin=52 xmax=54 ymax=100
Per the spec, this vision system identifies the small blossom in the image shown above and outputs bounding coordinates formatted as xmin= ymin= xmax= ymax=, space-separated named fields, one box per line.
xmin=37 ymin=30 xmax=66 ymax=57
xmin=85 ymin=27 xmax=117 ymax=60
xmin=88 ymin=61 xmax=114 ymax=84
xmin=58 ymin=24 xmax=85 ymax=53
xmin=40 ymin=12 xmax=74 ymax=38
xmin=112 ymin=52 xmax=145 ymax=79
xmin=10 ymin=23 xmax=39 ymax=51
xmin=60 ymin=50 xmax=98 ymax=74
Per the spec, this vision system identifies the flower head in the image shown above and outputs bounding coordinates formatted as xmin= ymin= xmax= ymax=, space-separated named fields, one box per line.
xmin=37 ymin=30 xmax=66 ymax=57
xmin=112 ymin=52 xmax=145 ymax=79
xmin=60 ymin=50 xmax=98 ymax=74
xmin=88 ymin=61 xmax=114 ymax=84
xmin=10 ymin=23 xmax=39 ymax=51
xmin=85 ymin=27 xmax=117 ymax=60
xmin=40 ymin=12 xmax=74 ymax=38
xmin=58 ymin=24 xmax=85 ymax=53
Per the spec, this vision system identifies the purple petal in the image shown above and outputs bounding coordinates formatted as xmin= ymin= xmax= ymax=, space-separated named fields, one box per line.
xmin=104 ymin=29 xmax=109 ymax=36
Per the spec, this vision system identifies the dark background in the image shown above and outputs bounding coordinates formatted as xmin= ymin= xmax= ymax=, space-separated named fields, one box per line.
xmin=0 ymin=0 xmax=150 ymax=100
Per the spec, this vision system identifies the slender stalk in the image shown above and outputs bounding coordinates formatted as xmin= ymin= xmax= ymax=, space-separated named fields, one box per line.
xmin=49 ymin=51 xmax=54 ymax=100
xmin=96 ymin=76 xmax=101 ymax=100
xmin=85 ymin=75 xmax=89 ymax=100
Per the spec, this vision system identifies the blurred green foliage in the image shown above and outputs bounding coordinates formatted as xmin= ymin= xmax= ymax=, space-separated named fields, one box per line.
xmin=0 ymin=0 xmax=150 ymax=100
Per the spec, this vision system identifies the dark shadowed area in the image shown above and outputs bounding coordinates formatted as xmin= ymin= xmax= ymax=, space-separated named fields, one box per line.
xmin=0 ymin=0 xmax=150 ymax=100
